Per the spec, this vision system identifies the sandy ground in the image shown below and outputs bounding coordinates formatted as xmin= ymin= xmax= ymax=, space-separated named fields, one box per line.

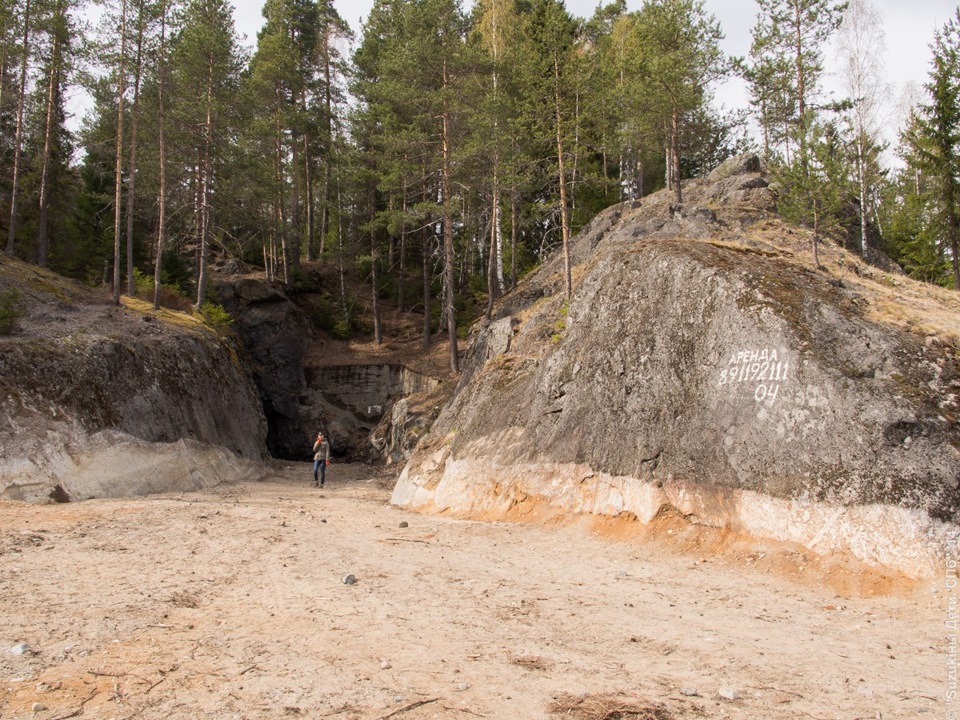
xmin=0 ymin=462 xmax=948 ymax=720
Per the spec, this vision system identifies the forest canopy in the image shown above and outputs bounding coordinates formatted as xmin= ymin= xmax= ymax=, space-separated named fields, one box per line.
xmin=1 ymin=0 xmax=959 ymax=370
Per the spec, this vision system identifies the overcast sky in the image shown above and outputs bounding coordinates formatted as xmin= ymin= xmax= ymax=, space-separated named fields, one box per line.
xmin=230 ymin=0 xmax=956 ymax=148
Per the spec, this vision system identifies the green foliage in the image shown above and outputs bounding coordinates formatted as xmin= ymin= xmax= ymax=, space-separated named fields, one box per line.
xmin=887 ymin=196 xmax=951 ymax=285
xmin=9 ymin=0 xmax=957 ymax=343
xmin=550 ymin=299 xmax=568 ymax=342
xmin=898 ymin=9 xmax=960 ymax=288
xmin=289 ymin=267 xmax=316 ymax=294
xmin=159 ymin=251 xmax=193 ymax=295
xmin=743 ymin=0 xmax=848 ymax=157
xmin=0 ymin=288 xmax=24 ymax=335
xmin=199 ymin=302 xmax=233 ymax=330
xmin=773 ymin=116 xmax=849 ymax=263
xmin=305 ymin=294 xmax=356 ymax=339
xmin=133 ymin=268 xmax=154 ymax=296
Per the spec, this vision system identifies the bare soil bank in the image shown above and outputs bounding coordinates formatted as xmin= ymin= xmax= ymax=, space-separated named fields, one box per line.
xmin=0 ymin=463 xmax=947 ymax=719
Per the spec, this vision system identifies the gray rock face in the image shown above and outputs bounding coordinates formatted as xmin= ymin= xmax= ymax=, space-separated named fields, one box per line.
xmin=0 ymin=319 xmax=267 ymax=460
xmin=300 ymin=364 xmax=444 ymax=462
xmin=368 ymin=386 xmax=447 ymax=465
xmin=216 ymin=279 xmax=309 ymax=459
xmin=0 ymin=272 xmax=269 ymax=501
xmin=393 ymin=158 xmax=960 ymax=578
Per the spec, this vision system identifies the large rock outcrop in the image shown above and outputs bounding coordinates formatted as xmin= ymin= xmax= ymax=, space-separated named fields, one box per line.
xmin=0 ymin=258 xmax=268 ymax=502
xmin=216 ymin=278 xmax=310 ymax=459
xmin=392 ymin=156 xmax=960 ymax=579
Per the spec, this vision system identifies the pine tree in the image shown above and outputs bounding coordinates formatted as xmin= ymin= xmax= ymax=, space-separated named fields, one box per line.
xmin=741 ymin=11 xmax=793 ymax=156
xmin=6 ymin=0 xmax=33 ymax=258
xmin=776 ymin=115 xmax=848 ymax=267
xmin=527 ymin=0 xmax=577 ymax=299
xmin=152 ymin=0 xmax=173 ymax=309
xmin=353 ymin=0 xmax=474 ymax=370
xmin=36 ymin=0 xmax=74 ymax=268
xmin=904 ymin=9 xmax=960 ymax=289
xmin=169 ymin=0 xmax=243 ymax=307
xmin=880 ymin=130 xmax=947 ymax=283
xmin=110 ymin=0 xmax=127 ymax=305
xmin=473 ymin=0 xmax=516 ymax=317
xmin=746 ymin=0 xmax=847 ymax=157
xmin=248 ymin=0 xmax=301 ymax=286
xmin=633 ymin=0 xmax=729 ymax=205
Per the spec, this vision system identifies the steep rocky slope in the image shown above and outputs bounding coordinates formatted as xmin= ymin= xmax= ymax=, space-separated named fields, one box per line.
xmin=393 ymin=155 xmax=960 ymax=579
xmin=0 ymin=257 xmax=268 ymax=502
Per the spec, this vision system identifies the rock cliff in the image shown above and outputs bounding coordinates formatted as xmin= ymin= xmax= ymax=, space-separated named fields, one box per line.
xmin=216 ymin=278 xmax=310 ymax=459
xmin=0 ymin=258 xmax=268 ymax=502
xmin=392 ymin=156 xmax=960 ymax=579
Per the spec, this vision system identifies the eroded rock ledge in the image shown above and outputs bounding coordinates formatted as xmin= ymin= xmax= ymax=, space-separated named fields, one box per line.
xmin=392 ymin=160 xmax=960 ymax=579
xmin=0 ymin=258 xmax=269 ymax=501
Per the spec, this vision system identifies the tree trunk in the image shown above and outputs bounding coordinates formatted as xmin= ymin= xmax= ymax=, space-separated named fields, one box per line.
xmin=112 ymin=0 xmax=127 ymax=305
xmin=5 ymin=0 xmax=31 ymax=259
xmin=510 ymin=189 xmax=517 ymax=290
xmin=153 ymin=0 xmax=168 ymax=310
xmin=948 ymin=176 xmax=960 ymax=290
xmin=554 ymin=53 xmax=572 ymax=301
xmin=571 ymin=85 xmax=580 ymax=212
xmin=664 ymin=133 xmax=671 ymax=191
xmin=370 ymin=183 xmax=382 ymax=345
xmin=273 ymin=87 xmax=289 ymax=288
xmin=856 ymin=131 xmax=869 ymax=260
xmin=485 ymin=174 xmax=500 ymax=322
xmin=792 ymin=0 xmax=808 ymax=147
xmin=441 ymin=58 xmax=459 ymax=372
xmin=304 ymin=130 xmax=314 ymax=262
xmin=37 ymin=6 xmax=62 ymax=268
xmin=290 ymin=129 xmax=301 ymax=274
xmin=125 ymin=0 xmax=145 ymax=296
xmin=422 ymin=224 xmax=431 ymax=350
xmin=335 ymin=176 xmax=348 ymax=331
xmin=671 ymin=105 xmax=682 ymax=205
xmin=195 ymin=51 xmax=214 ymax=309
xmin=319 ymin=25 xmax=334 ymax=259
xmin=399 ymin=182 xmax=407 ymax=312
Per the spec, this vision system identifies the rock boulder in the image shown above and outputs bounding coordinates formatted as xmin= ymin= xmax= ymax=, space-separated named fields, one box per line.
xmin=392 ymin=158 xmax=960 ymax=578
xmin=0 ymin=258 xmax=268 ymax=501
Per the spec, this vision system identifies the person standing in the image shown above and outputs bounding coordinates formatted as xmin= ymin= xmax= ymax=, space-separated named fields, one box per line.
xmin=313 ymin=431 xmax=330 ymax=488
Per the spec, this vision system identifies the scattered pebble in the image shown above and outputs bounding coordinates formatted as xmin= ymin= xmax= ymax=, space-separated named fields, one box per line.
xmin=343 ymin=574 xmax=356 ymax=585
xmin=456 ymin=682 xmax=469 ymax=691
xmin=680 ymin=687 xmax=698 ymax=697
xmin=380 ymin=660 xmax=392 ymax=670
xmin=399 ymin=521 xmax=409 ymax=528
xmin=10 ymin=643 xmax=34 ymax=656
xmin=31 ymin=702 xmax=46 ymax=712
xmin=719 ymin=687 xmax=739 ymax=701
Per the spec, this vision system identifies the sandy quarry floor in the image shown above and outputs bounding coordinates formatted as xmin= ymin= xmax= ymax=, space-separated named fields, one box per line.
xmin=0 ymin=462 xmax=949 ymax=720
